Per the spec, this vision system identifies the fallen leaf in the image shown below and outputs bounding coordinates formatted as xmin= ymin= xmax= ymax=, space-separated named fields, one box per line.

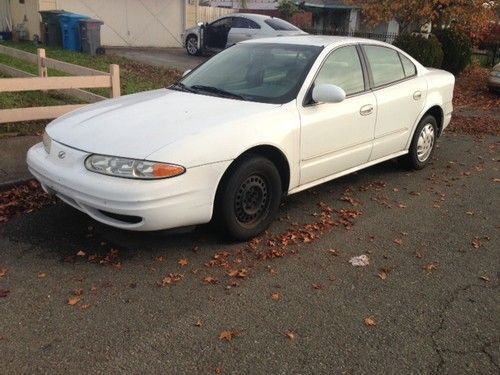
xmin=312 ymin=283 xmax=323 ymax=290
xmin=285 ymin=331 xmax=296 ymax=340
xmin=0 ymin=289 xmax=10 ymax=298
xmin=160 ymin=273 xmax=183 ymax=286
xmin=479 ymin=275 xmax=490 ymax=282
xmin=423 ymin=262 xmax=438 ymax=272
xmin=271 ymin=292 xmax=281 ymax=301
xmin=73 ymin=288 xmax=84 ymax=296
xmin=218 ymin=330 xmax=238 ymax=342
xmin=194 ymin=319 xmax=202 ymax=327
xmin=37 ymin=272 xmax=46 ymax=278
xmin=349 ymin=254 xmax=370 ymax=267
xmin=178 ymin=258 xmax=189 ymax=267
xmin=471 ymin=237 xmax=481 ymax=249
xmin=203 ymin=276 xmax=218 ymax=285
xmin=328 ymin=249 xmax=340 ymax=256
xmin=214 ymin=367 xmax=222 ymax=375
xmin=0 ymin=269 xmax=6 ymax=279
xmin=227 ymin=269 xmax=249 ymax=278
xmin=393 ymin=238 xmax=403 ymax=246
xmin=76 ymin=250 xmax=86 ymax=257
xmin=364 ymin=317 xmax=377 ymax=326
xmin=80 ymin=304 xmax=91 ymax=310
xmin=415 ymin=251 xmax=423 ymax=259
xmin=67 ymin=296 xmax=81 ymax=306
xmin=378 ymin=267 xmax=391 ymax=280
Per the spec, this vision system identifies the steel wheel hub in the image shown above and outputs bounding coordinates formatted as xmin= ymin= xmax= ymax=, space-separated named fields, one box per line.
xmin=417 ymin=123 xmax=435 ymax=162
xmin=235 ymin=175 xmax=269 ymax=224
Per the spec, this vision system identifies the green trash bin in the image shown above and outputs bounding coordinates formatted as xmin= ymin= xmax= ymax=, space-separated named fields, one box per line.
xmin=39 ymin=10 xmax=65 ymax=46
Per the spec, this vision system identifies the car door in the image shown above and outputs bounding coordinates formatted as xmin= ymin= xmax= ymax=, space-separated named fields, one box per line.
xmin=361 ymin=45 xmax=427 ymax=160
xmin=298 ymin=45 xmax=376 ymax=185
xmin=227 ymin=17 xmax=260 ymax=45
xmin=204 ymin=17 xmax=232 ymax=49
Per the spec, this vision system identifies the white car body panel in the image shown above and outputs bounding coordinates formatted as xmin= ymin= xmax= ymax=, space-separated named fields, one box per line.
xmin=27 ymin=35 xmax=455 ymax=232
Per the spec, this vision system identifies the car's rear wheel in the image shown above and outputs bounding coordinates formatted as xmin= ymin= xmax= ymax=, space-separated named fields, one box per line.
xmin=186 ymin=35 xmax=200 ymax=56
xmin=400 ymin=115 xmax=438 ymax=170
xmin=215 ymin=155 xmax=282 ymax=241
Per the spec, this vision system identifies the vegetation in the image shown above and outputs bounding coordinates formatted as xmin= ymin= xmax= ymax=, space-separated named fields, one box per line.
xmin=394 ymin=34 xmax=443 ymax=68
xmin=277 ymin=0 xmax=301 ymax=18
xmin=346 ymin=0 xmax=498 ymax=43
xmin=434 ymin=28 xmax=472 ymax=75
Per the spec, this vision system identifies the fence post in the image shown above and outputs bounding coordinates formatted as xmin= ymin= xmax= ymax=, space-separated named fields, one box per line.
xmin=37 ymin=48 xmax=47 ymax=78
xmin=110 ymin=64 xmax=120 ymax=98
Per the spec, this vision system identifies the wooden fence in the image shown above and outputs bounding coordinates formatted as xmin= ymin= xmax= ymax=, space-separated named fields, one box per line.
xmin=186 ymin=4 xmax=235 ymax=28
xmin=0 ymin=45 xmax=120 ymax=124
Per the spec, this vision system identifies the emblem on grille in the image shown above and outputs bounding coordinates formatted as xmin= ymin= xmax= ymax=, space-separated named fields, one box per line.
xmin=58 ymin=151 xmax=66 ymax=159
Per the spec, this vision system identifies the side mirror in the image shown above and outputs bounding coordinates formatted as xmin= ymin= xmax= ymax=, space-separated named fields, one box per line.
xmin=312 ymin=84 xmax=346 ymax=104
xmin=197 ymin=21 xmax=204 ymax=27
xmin=182 ymin=69 xmax=192 ymax=77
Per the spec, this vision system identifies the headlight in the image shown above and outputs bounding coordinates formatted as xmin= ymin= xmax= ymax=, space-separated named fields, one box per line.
xmin=84 ymin=154 xmax=185 ymax=179
xmin=42 ymin=131 xmax=52 ymax=154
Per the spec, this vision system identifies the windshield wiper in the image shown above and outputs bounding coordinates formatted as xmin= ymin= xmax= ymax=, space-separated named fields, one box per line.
xmin=169 ymin=82 xmax=196 ymax=93
xmin=190 ymin=85 xmax=246 ymax=100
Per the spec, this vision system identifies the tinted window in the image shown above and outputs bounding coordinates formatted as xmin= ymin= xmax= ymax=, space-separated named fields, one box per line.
xmin=364 ymin=45 xmax=405 ymax=87
xmin=314 ymin=46 xmax=365 ymax=96
xmin=210 ymin=18 xmax=232 ymax=28
xmin=265 ymin=18 xmax=300 ymax=31
xmin=233 ymin=17 xmax=260 ymax=29
xmin=180 ymin=43 xmax=322 ymax=104
xmin=399 ymin=53 xmax=416 ymax=77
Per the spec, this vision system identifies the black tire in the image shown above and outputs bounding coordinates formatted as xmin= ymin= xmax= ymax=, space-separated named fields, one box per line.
xmin=399 ymin=115 xmax=438 ymax=170
xmin=215 ymin=155 xmax=282 ymax=241
xmin=186 ymin=35 xmax=200 ymax=56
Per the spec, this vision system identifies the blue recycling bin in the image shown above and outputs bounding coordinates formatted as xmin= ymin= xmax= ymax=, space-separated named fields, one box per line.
xmin=58 ymin=13 xmax=90 ymax=51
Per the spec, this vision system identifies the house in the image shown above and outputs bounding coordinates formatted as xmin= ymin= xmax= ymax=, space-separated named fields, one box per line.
xmin=1 ymin=0 xmax=231 ymax=48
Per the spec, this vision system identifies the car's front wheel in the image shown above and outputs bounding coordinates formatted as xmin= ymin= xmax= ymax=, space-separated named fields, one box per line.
xmin=215 ymin=155 xmax=282 ymax=241
xmin=400 ymin=114 xmax=438 ymax=170
xmin=186 ymin=35 xmax=200 ymax=56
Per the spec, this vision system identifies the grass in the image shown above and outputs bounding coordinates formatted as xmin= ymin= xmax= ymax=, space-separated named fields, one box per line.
xmin=0 ymin=41 xmax=181 ymax=136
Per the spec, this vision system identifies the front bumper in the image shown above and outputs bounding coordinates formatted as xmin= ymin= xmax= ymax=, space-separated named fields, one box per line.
xmin=487 ymin=75 xmax=500 ymax=90
xmin=27 ymin=141 xmax=230 ymax=231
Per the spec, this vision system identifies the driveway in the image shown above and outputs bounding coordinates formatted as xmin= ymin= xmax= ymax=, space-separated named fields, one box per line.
xmin=0 ymin=133 xmax=498 ymax=374
xmin=106 ymin=47 xmax=208 ymax=72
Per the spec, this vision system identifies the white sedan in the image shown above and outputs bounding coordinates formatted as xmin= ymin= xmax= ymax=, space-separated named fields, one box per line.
xmin=27 ymin=36 xmax=455 ymax=240
xmin=183 ymin=13 xmax=306 ymax=56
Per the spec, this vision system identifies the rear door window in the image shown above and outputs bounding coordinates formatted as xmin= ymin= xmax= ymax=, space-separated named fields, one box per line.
xmin=363 ymin=45 xmax=406 ymax=87
xmin=399 ymin=53 xmax=417 ymax=77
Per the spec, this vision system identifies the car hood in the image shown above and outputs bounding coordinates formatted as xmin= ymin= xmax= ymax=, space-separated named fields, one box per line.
xmin=47 ymin=89 xmax=278 ymax=160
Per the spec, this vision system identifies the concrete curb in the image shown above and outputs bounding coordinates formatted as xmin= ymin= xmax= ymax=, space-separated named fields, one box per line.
xmin=0 ymin=178 xmax=34 ymax=192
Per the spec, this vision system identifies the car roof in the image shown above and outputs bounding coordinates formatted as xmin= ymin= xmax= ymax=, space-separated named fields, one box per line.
xmin=240 ymin=35 xmax=389 ymax=47
xmin=229 ymin=13 xmax=273 ymax=21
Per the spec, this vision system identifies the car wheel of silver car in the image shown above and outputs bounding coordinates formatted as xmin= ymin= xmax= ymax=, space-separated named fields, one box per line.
xmin=215 ymin=155 xmax=282 ymax=241
xmin=400 ymin=114 xmax=438 ymax=170
xmin=186 ymin=35 xmax=200 ymax=56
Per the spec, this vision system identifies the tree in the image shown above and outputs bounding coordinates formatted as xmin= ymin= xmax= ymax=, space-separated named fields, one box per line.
xmin=277 ymin=0 xmax=301 ymax=19
xmin=345 ymin=0 xmax=498 ymax=42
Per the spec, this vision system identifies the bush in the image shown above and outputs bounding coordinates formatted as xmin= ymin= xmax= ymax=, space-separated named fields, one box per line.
xmin=393 ymin=33 xmax=443 ymax=68
xmin=434 ymin=28 xmax=472 ymax=75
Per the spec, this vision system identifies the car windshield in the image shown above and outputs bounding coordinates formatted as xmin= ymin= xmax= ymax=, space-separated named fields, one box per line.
xmin=177 ymin=43 xmax=322 ymax=104
xmin=265 ymin=18 xmax=301 ymax=31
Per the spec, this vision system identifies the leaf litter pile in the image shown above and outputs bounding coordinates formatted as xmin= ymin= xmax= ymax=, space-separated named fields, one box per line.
xmin=0 ymin=180 xmax=54 ymax=223
xmin=448 ymin=66 xmax=500 ymax=136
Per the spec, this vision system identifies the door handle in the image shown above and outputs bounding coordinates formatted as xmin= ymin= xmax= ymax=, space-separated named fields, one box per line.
xmin=413 ymin=91 xmax=422 ymax=100
xmin=360 ymin=104 xmax=373 ymax=116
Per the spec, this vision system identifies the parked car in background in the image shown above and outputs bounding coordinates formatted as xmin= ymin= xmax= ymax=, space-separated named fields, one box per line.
xmin=183 ymin=13 xmax=307 ymax=56
xmin=487 ymin=63 xmax=500 ymax=93
xmin=28 ymin=36 xmax=455 ymax=240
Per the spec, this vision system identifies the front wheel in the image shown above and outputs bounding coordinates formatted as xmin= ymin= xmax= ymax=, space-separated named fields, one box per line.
xmin=215 ymin=155 xmax=282 ymax=241
xmin=400 ymin=115 xmax=438 ymax=170
xmin=186 ymin=35 xmax=200 ymax=56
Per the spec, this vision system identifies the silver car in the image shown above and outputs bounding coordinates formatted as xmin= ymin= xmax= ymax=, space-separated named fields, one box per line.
xmin=183 ymin=13 xmax=307 ymax=56
xmin=487 ymin=63 xmax=500 ymax=93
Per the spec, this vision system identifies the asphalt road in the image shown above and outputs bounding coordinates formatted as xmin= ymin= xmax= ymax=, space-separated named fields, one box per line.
xmin=0 ymin=133 xmax=499 ymax=374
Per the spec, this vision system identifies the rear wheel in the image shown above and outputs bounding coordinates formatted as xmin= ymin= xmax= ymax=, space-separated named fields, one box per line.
xmin=186 ymin=35 xmax=200 ymax=56
xmin=400 ymin=115 xmax=437 ymax=170
xmin=215 ymin=155 xmax=282 ymax=241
